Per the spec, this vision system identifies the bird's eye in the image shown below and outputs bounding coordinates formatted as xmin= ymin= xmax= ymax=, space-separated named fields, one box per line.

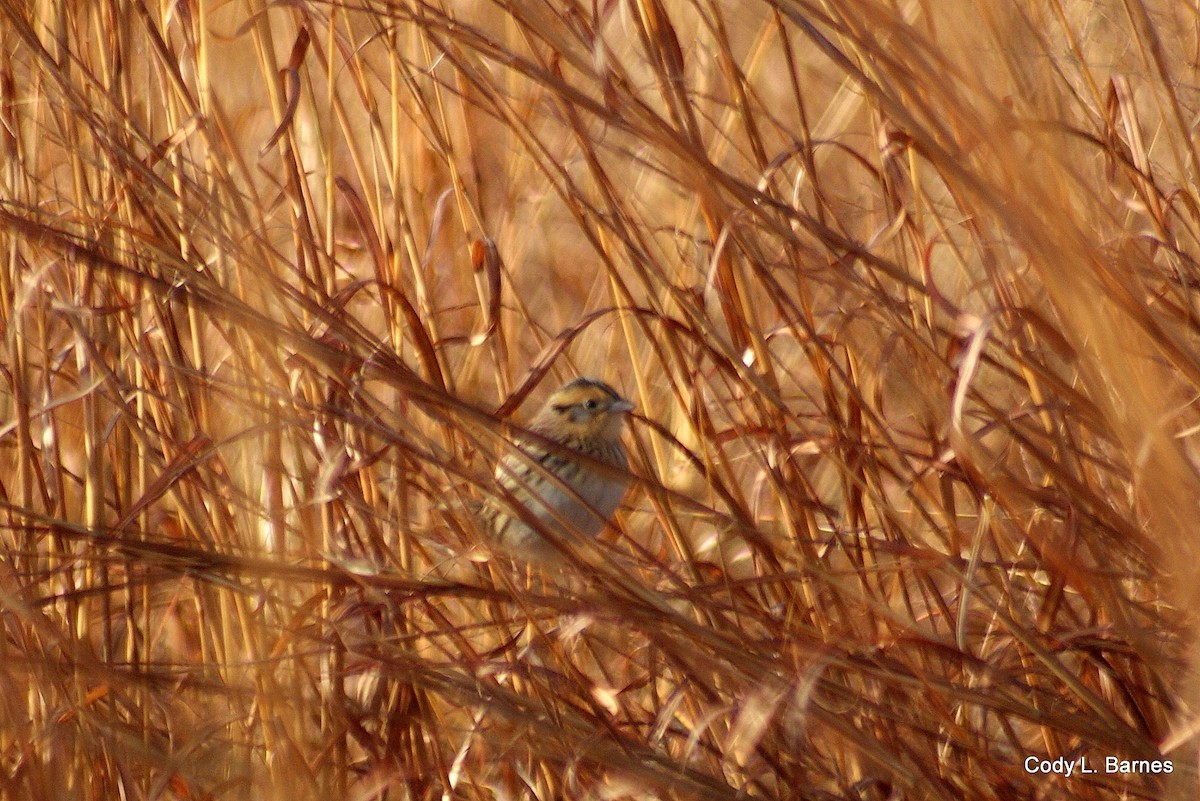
xmin=584 ymin=399 xmax=599 ymax=410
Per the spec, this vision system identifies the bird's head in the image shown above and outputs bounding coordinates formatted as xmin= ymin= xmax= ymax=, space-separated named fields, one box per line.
xmin=534 ymin=378 xmax=634 ymax=441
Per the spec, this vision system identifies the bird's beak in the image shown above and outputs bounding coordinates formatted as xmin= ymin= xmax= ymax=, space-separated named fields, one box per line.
xmin=611 ymin=399 xmax=635 ymax=414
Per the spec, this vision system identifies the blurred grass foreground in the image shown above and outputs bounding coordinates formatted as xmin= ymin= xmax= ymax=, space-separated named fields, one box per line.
xmin=3 ymin=1 xmax=1200 ymax=799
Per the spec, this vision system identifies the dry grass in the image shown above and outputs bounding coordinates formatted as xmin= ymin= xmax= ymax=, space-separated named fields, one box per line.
xmin=2 ymin=0 xmax=1199 ymax=798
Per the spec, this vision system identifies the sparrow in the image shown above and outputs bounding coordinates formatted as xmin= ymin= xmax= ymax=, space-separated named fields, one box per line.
xmin=490 ymin=378 xmax=634 ymax=559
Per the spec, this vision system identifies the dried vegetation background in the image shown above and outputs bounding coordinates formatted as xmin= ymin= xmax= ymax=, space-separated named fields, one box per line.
xmin=2 ymin=0 xmax=1200 ymax=799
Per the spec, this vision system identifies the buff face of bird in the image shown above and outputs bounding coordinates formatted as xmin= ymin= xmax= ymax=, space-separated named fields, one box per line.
xmin=492 ymin=378 xmax=634 ymax=558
